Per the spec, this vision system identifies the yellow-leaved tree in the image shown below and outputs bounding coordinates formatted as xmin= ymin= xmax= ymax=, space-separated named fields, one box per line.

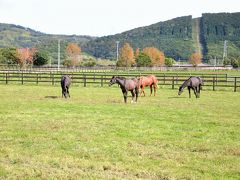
xmin=117 ymin=43 xmax=135 ymax=67
xmin=189 ymin=52 xmax=202 ymax=66
xmin=142 ymin=47 xmax=165 ymax=66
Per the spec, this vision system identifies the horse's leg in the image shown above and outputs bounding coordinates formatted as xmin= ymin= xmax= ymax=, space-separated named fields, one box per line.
xmin=188 ymin=87 xmax=191 ymax=98
xmin=135 ymin=88 xmax=139 ymax=102
xmin=139 ymin=86 xmax=143 ymax=97
xmin=122 ymin=89 xmax=128 ymax=103
xmin=154 ymin=84 xmax=157 ymax=96
xmin=193 ymin=87 xmax=198 ymax=98
xmin=130 ymin=90 xmax=135 ymax=103
xmin=141 ymin=86 xmax=145 ymax=97
xmin=150 ymin=85 xmax=153 ymax=96
xmin=67 ymin=87 xmax=70 ymax=98
xmin=198 ymin=85 xmax=201 ymax=98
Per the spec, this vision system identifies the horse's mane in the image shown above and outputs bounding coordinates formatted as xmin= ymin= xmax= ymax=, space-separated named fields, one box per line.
xmin=180 ymin=76 xmax=192 ymax=88
xmin=116 ymin=76 xmax=126 ymax=80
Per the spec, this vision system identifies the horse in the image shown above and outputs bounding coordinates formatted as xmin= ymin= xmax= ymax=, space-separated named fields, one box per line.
xmin=61 ymin=75 xmax=71 ymax=98
xmin=139 ymin=75 xmax=158 ymax=96
xmin=178 ymin=76 xmax=203 ymax=98
xmin=109 ymin=76 xmax=139 ymax=103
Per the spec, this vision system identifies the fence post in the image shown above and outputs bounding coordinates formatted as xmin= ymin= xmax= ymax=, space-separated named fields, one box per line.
xmin=5 ymin=73 xmax=8 ymax=84
xmin=52 ymin=74 xmax=54 ymax=85
xmin=172 ymin=76 xmax=175 ymax=89
xmin=83 ymin=74 xmax=86 ymax=87
xmin=36 ymin=73 xmax=39 ymax=85
xmin=213 ymin=77 xmax=215 ymax=91
xmin=101 ymin=75 xmax=103 ymax=87
xmin=215 ymin=74 xmax=218 ymax=85
xmin=176 ymin=74 xmax=178 ymax=85
xmin=104 ymin=72 xmax=107 ymax=83
xmin=21 ymin=72 xmax=24 ymax=85
xmin=234 ymin=77 xmax=237 ymax=92
xmin=164 ymin=73 xmax=165 ymax=84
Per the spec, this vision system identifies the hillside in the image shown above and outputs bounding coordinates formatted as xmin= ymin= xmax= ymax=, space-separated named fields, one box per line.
xmin=0 ymin=23 xmax=96 ymax=63
xmin=1 ymin=12 xmax=240 ymax=63
xmin=201 ymin=12 xmax=240 ymax=61
xmin=83 ymin=16 xmax=194 ymax=60
xmin=82 ymin=13 xmax=240 ymax=62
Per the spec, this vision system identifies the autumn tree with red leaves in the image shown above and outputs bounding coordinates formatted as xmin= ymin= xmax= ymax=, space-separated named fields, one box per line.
xmin=16 ymin=48 xmax=37 ymax=68
xmin=64 ymin=43 xmax=81 ymax=67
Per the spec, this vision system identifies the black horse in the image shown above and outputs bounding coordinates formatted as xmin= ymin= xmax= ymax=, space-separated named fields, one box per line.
xmin=109 ymin=76 xmax=139 ymax=103
xmin=178 ymin=77 xmax=203 ymax=98
xmin=61 ymin=75 xmax=71 ymax=98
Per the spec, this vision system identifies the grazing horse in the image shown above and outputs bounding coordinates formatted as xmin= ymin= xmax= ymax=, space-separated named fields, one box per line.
xmin=61 ymin=75 xmax=71 ymax=98
xmin=109 ymin=76 xmax=139 ymax=103
xmin=139 ymin=75 xmax=158 ymax=96
xmin=178 ymin=76 xmax=203 ymax=98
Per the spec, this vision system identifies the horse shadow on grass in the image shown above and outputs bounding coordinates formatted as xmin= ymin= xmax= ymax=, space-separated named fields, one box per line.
xmin=44 ymin=96 xmax=59 ymax=99
xmin=168 ymin=96 xmax=187 ymax=99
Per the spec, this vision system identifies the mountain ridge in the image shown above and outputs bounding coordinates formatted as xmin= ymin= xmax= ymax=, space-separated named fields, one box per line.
xmin=1 ymin=12 xmax=240 ymax=62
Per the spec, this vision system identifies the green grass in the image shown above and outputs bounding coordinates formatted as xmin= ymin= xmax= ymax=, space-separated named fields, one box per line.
xmin=0 ymin=84 xmax=239 ymax=179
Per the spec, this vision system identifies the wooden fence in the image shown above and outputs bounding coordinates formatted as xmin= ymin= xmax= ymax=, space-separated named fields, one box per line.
xmin=0 ymin=71 xmax=239 ymax=92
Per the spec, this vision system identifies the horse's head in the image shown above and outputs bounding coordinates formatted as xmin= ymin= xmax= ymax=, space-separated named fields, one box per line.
xmin=109 ymin=76 xmax=117 ymax=86
xmin=178 ymin=86 xmax=184 ymax=96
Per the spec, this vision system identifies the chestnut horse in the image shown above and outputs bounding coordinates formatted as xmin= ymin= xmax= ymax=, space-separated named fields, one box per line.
xmin=139 ymin=75 xmax=158 ymax=96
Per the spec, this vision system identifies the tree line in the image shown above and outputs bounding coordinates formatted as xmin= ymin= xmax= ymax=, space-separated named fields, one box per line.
xmin=0 ymin=43 xmax=97 ymax=68
xmin=116 ymin=42 xmax=202 ymax=67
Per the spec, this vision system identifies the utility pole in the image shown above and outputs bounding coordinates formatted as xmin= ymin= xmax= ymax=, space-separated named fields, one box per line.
xmin=116 ymin=41 xmax=119 ymax=62
xmin=58 ymin=39 xmax=61 ymax=71
xmin=223 ymin=40 xmax=228 ymax=62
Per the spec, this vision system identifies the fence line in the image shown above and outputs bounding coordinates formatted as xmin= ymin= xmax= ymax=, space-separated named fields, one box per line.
xmin=0 ymin=72 xmax=239 ymax=92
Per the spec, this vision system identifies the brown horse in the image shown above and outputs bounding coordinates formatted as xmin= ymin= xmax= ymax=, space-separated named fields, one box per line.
xmin=109 ymin=76 xmax=139 ymax=103
xmin=139 ymin=75 xmax=158 ymax=96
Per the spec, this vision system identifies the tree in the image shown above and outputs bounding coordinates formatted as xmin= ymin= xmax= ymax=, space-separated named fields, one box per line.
xmin=64 ymin=43 xmax=81 ymax=67
xmin=16 ymin=48 xmax=37 ymax=67
xmin=135 ymin=48 xmax=140 ymax=57
xmin=189 ymin=52 xmax=202 ymax=66
xmin=135 ymin=52 xmax=151 ymax=67
xmin=117 ymin=43 xmax=135 ymax=67
xmin=224 ymin=56 xmax=240 ymax=68
xmin=165 ymin=57 xmax=175 ymax=66
xmin=142 ymin=47 xmax=165 ymax=66
xmin=0 ymin=48 xmax=19 ymax=64
xmin=33 ymin=51 xmax=50 ymax=66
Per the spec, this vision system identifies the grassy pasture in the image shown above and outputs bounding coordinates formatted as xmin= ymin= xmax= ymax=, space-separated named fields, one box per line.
xmin=0 ymin=84 xmax=239 ymax=179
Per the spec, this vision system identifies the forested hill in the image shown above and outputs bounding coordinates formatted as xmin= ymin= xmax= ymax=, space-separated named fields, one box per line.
xmin=82 ymin=12 xmax=240 ymax=61
xmin=201 ymin=12 xmax=240 ymax=60
xmin=0 ymin=23 xmax=96 ymax=61
xmin=83 ymin=16 xmax=194 ymax=60
xmin=1 ymin=12 xmax=240 ymax=61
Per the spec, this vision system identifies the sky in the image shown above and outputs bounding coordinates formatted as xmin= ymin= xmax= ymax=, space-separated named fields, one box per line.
xmin=0 ymin=0 xmax=239 ymax=37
